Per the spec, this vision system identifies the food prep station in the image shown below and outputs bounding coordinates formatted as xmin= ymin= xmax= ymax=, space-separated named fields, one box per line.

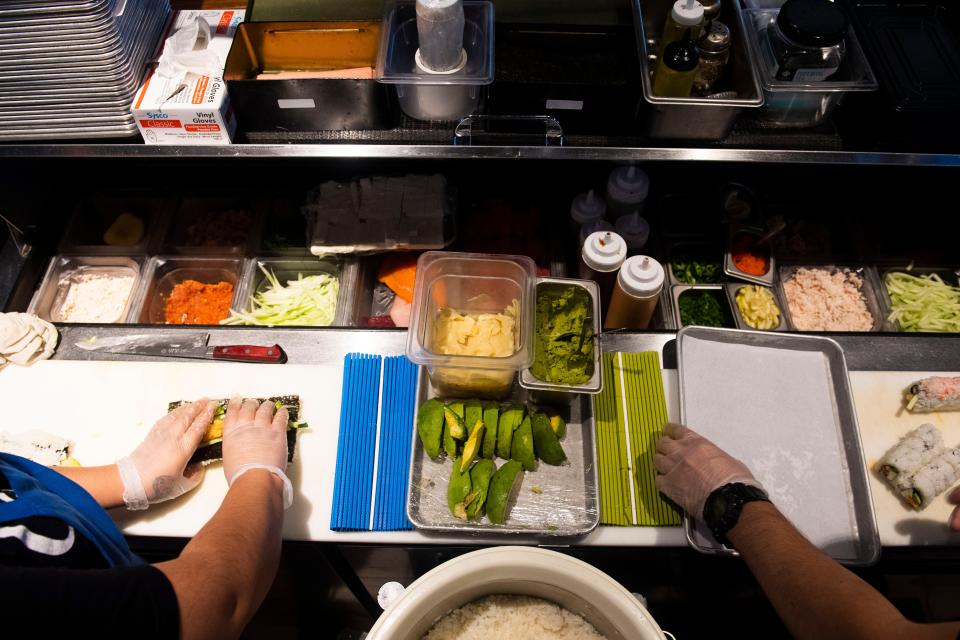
xmin=1 ymin=0 xmax=960 ymax=635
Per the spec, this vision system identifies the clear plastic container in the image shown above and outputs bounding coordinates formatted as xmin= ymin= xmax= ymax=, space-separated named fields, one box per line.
xmin=59 ymin=189 xmax=173 ymax=255
xmin=376 ymin=1 xmax=494 ymax=122
xmin=406 ymin=251 xmax=536 ymax=399
xmin=134 ymin=256 xmax=246 ymax=325
xmin=161 ymin=191 xmax=266 ymax=255
xmin=742 ymin=8 xmax=877 ymax=128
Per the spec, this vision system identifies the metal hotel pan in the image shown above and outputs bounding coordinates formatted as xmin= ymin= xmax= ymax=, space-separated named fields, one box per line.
xmin=632 ymin=0 xmax=763 ymax=140
xmin=407 ymin=367 xmax=600 ymax=538
xmin=677 ymin=326 xmax=880 ymax=566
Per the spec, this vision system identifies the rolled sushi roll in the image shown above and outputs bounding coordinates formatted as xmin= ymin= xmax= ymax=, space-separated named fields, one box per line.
xmin=902 ymin=448 xmax=960 ymax=509
xmin=878 ymin=424 xmax=944 ymax=483
xmin=905 ymin=376 xmax=960 ymax=413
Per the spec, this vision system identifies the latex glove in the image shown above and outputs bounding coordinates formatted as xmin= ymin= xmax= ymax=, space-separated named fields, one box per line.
xmin=222 ymin=398 xmax=292 ymax=509
xmin=117 ymin=399 xmax=216 ymax=510
xmin=948 ymin=487 xmax=960 ymax=531
xmin=654 ymin=422 xmax=763 ymax=521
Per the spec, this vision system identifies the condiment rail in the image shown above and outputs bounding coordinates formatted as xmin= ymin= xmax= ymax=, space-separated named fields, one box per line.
xmin=34 ymin=325 xmax=960 ymax=547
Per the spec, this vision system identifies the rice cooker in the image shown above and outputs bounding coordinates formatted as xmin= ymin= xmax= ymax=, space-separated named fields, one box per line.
xmin=366 ymin=546 xmax=667 ymax=639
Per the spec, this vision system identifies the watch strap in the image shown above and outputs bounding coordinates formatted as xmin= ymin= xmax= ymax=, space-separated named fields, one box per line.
xmin=703 ymin=482 xmax=770 ymax=547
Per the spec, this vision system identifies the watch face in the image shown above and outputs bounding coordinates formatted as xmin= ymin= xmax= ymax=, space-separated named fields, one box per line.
xmin=703 ymin=490 xmax=727 ymax=525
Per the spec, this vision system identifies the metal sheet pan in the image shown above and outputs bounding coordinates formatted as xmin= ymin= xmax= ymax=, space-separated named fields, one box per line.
xmin=407 ymin=366 xmax=600 ymax=537
xmin=677 ymin=326 xmax=880 ymax=565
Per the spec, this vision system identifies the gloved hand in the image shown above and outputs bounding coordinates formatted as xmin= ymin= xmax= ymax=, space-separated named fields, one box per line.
xmin=948 ymin=486 xmax=960 ymax=531
xmin=222 ymin=398 xmax=292 ymax=509
xmin=117 ymin=399 xmax=216 ymax=510
xmin=654 ymin=422 xmax=763 ymax=521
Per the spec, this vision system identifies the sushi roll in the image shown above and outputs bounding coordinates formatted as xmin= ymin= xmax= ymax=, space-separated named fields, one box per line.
xmin=904 ymin=376 xmax=960 ymax=413
xmin=902 ymin=448 xmax=960 ymax=509
xmin=878 ymin=424 xmax=944 ymax=483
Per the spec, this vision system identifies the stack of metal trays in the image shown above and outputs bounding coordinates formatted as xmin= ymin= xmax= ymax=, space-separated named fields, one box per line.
xmin=0 ymin=0 xmax=170 ymax=141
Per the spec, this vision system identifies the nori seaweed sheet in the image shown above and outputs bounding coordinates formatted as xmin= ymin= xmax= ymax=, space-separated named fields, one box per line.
xmin=168 ymin=396 xmax=304 ymax=466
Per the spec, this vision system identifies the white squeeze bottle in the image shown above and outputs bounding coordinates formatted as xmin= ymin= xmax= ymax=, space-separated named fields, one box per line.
xmin=605 ymin=255 xmax=665 ymax=330
xmin=569 ymin=189 xmax=607 ymax=236
xmin=615 ymin=211 xmax=651 ymax=253
xmin=578 ymin=218 xmax=615 ymax=247
xmin=605 ymin=165 xmax=650 ymax=219
xmin=579 ymin=230 xmax=627 ymax=311
xmin=658 ymin=0 xmax=706 ymax=58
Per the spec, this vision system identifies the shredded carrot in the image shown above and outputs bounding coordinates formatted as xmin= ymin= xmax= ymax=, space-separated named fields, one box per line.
xmin=732 ymin=234 xmax=770 ymax=276
xmin=165 ymin=280 xmax=234 ymax=324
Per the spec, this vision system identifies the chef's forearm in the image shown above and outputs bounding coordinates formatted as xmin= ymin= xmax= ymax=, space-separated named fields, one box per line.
xmin=729 ymin=501 xmax=959 ymax=640
xmin=53 ymin=464 xmax=125 ymax=509
xmin=156 ymin=469 xmax=284 ymax=640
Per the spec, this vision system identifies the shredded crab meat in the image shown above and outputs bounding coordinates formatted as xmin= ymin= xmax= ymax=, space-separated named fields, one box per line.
xmin=782 ymin=267 xmax=874 ymax=331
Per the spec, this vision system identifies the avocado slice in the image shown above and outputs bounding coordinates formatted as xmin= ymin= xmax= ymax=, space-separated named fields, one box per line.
xmin=464 ymin=400 xmax=482 ymax=438
xmin=416 ymin=398 xmax=444 ymax=458
xmin=443 ymin=405 xmax=467 ymax=441
xmin=496 ymin=405 xmax=523 ymax=460
xmin=549 ymin=414 xmax=566 ymax=441
xmin=511 ymin=415 xmax=537 ymax=471
xmin=464 ymin=458 xmax=497 ymax=519
xmin=481 ymin=402 xmax=499 ymax=459
xmin=486 ymin=460 xmax=524 ymax=524
xmin=459 ymin=419 xmax=485 ymax=472
xmin=532 ymin=413 xmax=567 ymax=466
xmin=447 ymin=456 xmax=472 ymax=518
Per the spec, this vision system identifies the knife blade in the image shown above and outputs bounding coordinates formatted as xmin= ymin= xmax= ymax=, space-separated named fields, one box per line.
xmin=75 ymin=333 xmax=287 ymax=364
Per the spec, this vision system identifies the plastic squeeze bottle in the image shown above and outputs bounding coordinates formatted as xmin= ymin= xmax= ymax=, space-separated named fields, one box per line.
xmin=579 ymin=230 xmax=628 ymax=310
xmin=578 ymin=218 xmax=615 ymax=247
xmin=653 ymin=29 xmax=701 ymax=98
xmin=605 ymin=165 xmax=650 ymax=219
xmin=570 ymin=189 xmax=607 ymax=236
xmin=658 ymin=0 xmax=706 ymax=58
xmin=604 ymin=255 xmax=665 ymax=330
xmin=615 ymin=211 xmax=651 ymax=253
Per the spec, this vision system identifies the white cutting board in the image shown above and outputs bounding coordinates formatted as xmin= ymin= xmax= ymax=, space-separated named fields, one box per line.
xmin=0 ymin=359 xmax=342 ymax=541
xmin=851 ymin=371 xmax=960 ymax=546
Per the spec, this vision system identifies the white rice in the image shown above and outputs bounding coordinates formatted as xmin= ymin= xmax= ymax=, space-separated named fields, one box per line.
xmin=423 ymin=595 xmax=607 ymax=640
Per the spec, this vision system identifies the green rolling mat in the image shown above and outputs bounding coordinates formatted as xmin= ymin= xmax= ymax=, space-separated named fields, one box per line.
xmin=593 ymin=351 xmax=681 ymax=526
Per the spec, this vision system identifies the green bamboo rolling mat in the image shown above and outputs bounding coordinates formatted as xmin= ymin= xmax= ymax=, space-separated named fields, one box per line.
xmin=593 ymin=351 xmax=681 ymax=526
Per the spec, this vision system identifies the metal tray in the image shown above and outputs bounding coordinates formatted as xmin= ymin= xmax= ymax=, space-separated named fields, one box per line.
xmin=725 ymin=282 xmax=788 ymax=331
xmin=632 ymin=0 xmax=764 ymax=140
xmin=776 ymin=264 xmax=885 ymax=332
xmin=27 ymin=254 xmax=145 ymax=323
xmin=407 ymin=367 xmax=600 ymax=537
xmin=677 ymin=326 xmax=880 ymax=565
xmin=672 ymin=284 xmax=737 ymax=329
xmin=237 ymin=257 xmax=360 ymax=327
xmin=132 ymin=256 xmax=248 ymax=325
xmin=667 ymin=240 xmax=727 ymax=286
xmin=872 ymin=265 xmax=960 ymax=333
xmin=520 ymin=277 xmax=603 ymax=396
xmin=724 ymin=225 xmax=775 ymax=286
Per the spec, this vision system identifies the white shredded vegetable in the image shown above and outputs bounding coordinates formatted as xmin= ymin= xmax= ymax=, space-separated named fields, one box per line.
xmin=222 ymin=265 xmax=339 ymax=327
xmin=884 ymin=271 xmax=960 ymax=333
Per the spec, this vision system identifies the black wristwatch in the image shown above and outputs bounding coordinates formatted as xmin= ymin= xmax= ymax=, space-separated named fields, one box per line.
xmin=702 ymin=483 xmax=770 ymax=548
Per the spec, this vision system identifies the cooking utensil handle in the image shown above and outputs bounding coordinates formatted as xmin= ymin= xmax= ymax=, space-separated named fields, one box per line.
xmin=211 ymin=345 xmax=287 ymax=364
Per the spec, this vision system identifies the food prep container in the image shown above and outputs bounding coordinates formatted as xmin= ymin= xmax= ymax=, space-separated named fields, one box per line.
xmin=724 ymin=225 xmax=775 ymax=286
xmin=376 ymin=1 xmax=494 ymax=122
xmin=234 ymin=257 xmax=360 ymax=327
xmin=133 ymin=256 xmax=246 ymax=325
xmin=28 ymin=255 xmax=144 ymax=323
xmin=632 ymin=0 xmax=764 ymax=140
xmin=667 ymin=241 xmax=727 ymax=286
xmin=520 ymin=277 xmax=603 ymax=397
xmin=741 ymin=4 xmax=878 ymax=128
xmin=366 ymin=547 xmax=666 ymax=639
xmin=406 ymin=251 xmax=536 ymax=400
xmin=407 ymin=369 xmax=600 ymax=537
xmin=776 ymin=264 xmax=885 ymax=332
xmin=725 ymin=282 xmax=788 ymax=331
xmin=672 ymin=285 xmax=737 ymax=329
xmin=59 ymin=189 xmax=173 ymax=255
xmin=160 ymin=191 xmax=267 ymax=255
xmin=677 ymin=326 xmax=880 ymax=565
xmin=224 ymin=20 xmax=396 ymax=135
xmin=260 ymin=192 xmax=311 ymax=256
xmin=872 ymin=266 xmax=960 ymax=333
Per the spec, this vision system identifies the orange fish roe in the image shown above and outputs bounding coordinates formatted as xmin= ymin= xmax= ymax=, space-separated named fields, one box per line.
xmin=165 ymin=280 xmax=234 ymax=325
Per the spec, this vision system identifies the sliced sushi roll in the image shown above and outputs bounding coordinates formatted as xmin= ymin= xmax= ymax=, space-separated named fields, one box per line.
xmin=168 ymin=396 xmax=307 ymax=466
xmin=902 ymin=448 xmax=960 ymax=509
xmin=904 ymin=376 xmax=960 ymax=413
xmin=878 ymin=424 xmax=944 ymax=483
